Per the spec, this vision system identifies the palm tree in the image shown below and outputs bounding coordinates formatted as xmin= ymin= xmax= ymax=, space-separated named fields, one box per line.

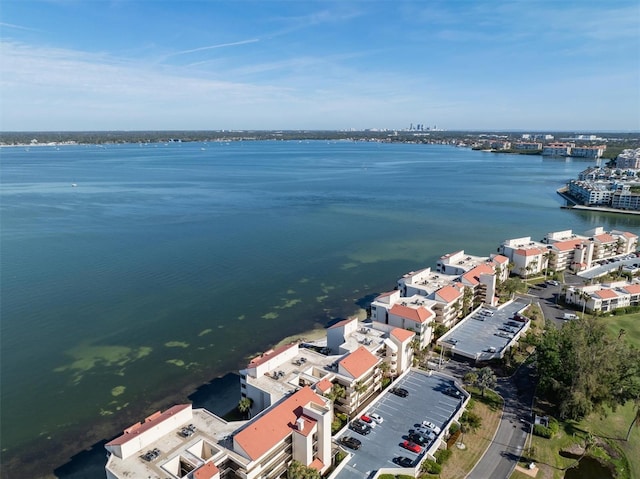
xmin=353 ymin=380 xmax=368 ymax=411
xmin=475 ymin=367 xmax=497 ymax=397
xmin=626 ymin=398 xmax=640 ymax=441
xmin=238 ymin=396 xmax=252 ymax=419
xmin=326 ymin=383 xmax=346 ymax=403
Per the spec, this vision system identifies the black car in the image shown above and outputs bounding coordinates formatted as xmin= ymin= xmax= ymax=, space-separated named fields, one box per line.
xmin=341 ymin=436 xmax=362 ymax=450
xmin=444 ymin=386 xmax=461 ymax=399
xmin=393 ymin=456 xmax=414 ymax=468
xmin=350 ymin=420 xmax=372 ymax=435
xmin=408 ymin=433 xmax=429 ymax=446
xmin=390 ymin=387 xmax=409 ymax=398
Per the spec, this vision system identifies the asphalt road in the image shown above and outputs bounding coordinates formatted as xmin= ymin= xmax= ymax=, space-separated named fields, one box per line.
xmin=466 ymin=362 xmax=536 ymax=479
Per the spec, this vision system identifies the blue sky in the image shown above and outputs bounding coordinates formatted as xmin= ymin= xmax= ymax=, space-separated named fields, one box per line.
xmin=1 ymin=0 xmax=639 ymax=131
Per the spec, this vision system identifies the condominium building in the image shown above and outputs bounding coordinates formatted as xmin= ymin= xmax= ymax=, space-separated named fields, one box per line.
xmin=513 ymin=142 xmax=542 ymax=151
xmin=239 ymin=318 xmax=414 ymax=419
xmin=567 ymin=180 xmax=613 ymax=205
xmin=542 ymin=142 xmax=574 ymax=156
xmin=500 ymin=227 xmax=637 ymax=274
xmin=615 ymin=148 xmax=640 ymax=169
xmin=566 ymin=281 xmax=640 ymax=313
xmin=104 ymin=387 xmax=333 ymax=479
xmin=570 ymin=145 xmax=606 ymax=158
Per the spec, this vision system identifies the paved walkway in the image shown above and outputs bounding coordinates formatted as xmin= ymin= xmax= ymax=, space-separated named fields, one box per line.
xmin=466 ymin=363 xmax=536 ymax=479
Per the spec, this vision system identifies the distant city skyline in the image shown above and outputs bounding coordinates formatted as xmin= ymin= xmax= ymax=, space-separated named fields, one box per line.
xmin=1 ymin=0 xmax=639 ymax=132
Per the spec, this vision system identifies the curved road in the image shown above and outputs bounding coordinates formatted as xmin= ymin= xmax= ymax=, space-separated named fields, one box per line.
xmin=466 ymin=362 xmax=536 ymax=479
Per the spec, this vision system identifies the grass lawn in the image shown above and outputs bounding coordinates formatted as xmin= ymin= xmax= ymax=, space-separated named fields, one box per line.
xmin=604 ymin=311 xmax=640 ymax=349
xmin=437 ymin=391 xmax=503 ymax=479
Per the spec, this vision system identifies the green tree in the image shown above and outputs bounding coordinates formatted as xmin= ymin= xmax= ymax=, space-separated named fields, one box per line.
xmin=537 ymin=316 xmax=640 ymax=420
xmin=475 ymin=367 xmax=497 ymax=397
xmin=238 ymin=396 xmax=252 ymax=419
xmin=626 ymin=398 xmax=640 ymax=442
xmin=354 ymin=380 xmax=368 ymax=410
xmin=287 ymin=460 xmax=320 ymax=479
xmin=326 ymin=383 xmax=345 ymax=403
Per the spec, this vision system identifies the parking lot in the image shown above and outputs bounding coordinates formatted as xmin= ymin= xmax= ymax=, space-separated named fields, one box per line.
xmin=336 ymin=370 xmax=465 ymax=479
xmin=438 ymin=300 xmax=529 ymax=361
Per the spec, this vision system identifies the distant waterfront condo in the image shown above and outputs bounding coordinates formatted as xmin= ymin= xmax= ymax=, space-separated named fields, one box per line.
xmin=499 ymin=227 xmax=638 ymax=274
xmin=616 ymin=148 xmax=640 ymax=169
xmin=566 ymin=281 xmax=640 ymax=314
xmin=570 ymin=145 xmax=606 ymax=158
xmin=513 ymin=142 xmax=542 ymax=151
xmin=542 ymin=142 xmax=575 ymax=156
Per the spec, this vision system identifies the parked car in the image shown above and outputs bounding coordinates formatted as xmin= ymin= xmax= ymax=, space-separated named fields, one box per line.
xmin=421 ymin=421 xmax=441 ymax=435
xmin=393 ymin=456 xmax=414 ymax=467
xmin=369 ymin=413 xmax=384 ymax=424
xmin=401 ymin=440 xmax=422 ymax=454
xmin=408 ymin=432 xmax=430 ymax=446
xmin=390 ymin=387 xmax=409 ymax=397
xmin=350 ymin=420 xmax=371 ymax=435
xmin=340 ymin=436 xmax=362 ymax=450
xmin=444 ymin=386 xmax=462 ymax=399
xmin=414 ymin=427 xmax=436 ymax=440
xmin=360 ymin=414 xmax=372 ymax=423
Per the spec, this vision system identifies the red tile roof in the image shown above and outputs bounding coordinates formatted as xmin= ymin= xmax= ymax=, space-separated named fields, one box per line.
xmin=328 ymin=318 xmax=356 ymax=329
xmin=492 ymin=255 xmax=509 ymax=264
xmin=623 ymin=284 xmax=640 ymax=294
xmin=247 ymin=343 xmax=297 ymax=368
xmin=515 ymin=248 xmax=543 ymax=257
xmin=390 ymin=328 xmax=415 ymax=342
xmin=594 ymin=289 xmax=617 ymax=299
xmin=194 ymin=462 xmax=220 ymax=479
xmin=389 ymin=304 xmax=433 ymax=323
xmin=553 ymin=238 xmax=586 ymax=252
xmin=436 ymin=285 xmax=462 ymax=303
xmin=462 ymin=263 xmax=494 ymax=286
xmin=594 ymin=233 xmax=615 ymax=243
xmin=315 ymin=378 xmax=333 ymax=394
xmin=622 ymin=231 xmax=638 ymax=239
xmin=309 ymin=458 xmax=325 ymax=471
xmin=339 ymin=346 xmax=379 ymax=379
xmin=292 ymin=415 xmax=317 ymax=437
xmin=234 ymin=386 xmax=325 ymax=461
xmin=106 ymin=404 xmax=191 ymax=446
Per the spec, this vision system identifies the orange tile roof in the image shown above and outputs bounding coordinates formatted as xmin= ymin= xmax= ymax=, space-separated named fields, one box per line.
xmin=492 ymin=255 xmax=509 ymax=264
xmin=390 ymin=328 xmax=415 ymax=342
xmin=234 ymin=386 xmax=325 ymax=461
xmin=515 ymin=248 xmax=543 ymax=257
xmin=339 ymin=346 xmax=379 ymax=379
xmin=462 ymin=263 xmax=494 ymax=286
xmin=315 ymin=378 xmax=333 ymax=393
xmin=623 ymin=284 xmax=640 ymax=294
xmin=106 ymin=404 xmax=191 ymax=446
xmin=440 ymin=250 xmax=463 ymax=259
xmin=594 ymin=233 xmax=615 ymax=243
xmin=328 ymin=318 xmax=356 ymax=329
xmin=194 ymin=462 xmax=220 ymax=479
xmin=292 ymin=415 xmax=317 ymax=437
xmin=247 ymin=343 xmax=297 ymax=368
xmin=622 ymin=231 xmax=638 ymax=238
xmin=376 ymin=290 xmax=396 ymax=298
xmin=389 ymin=304 xmax=433 ymax=323
xmin=594 ymin=289 xmax=618 ymax=299
xmin=553 ymin=238 xmax=586 ymax=252
xmin=436 ymin=285 xmax=462 ymax=303
xmin=309 ymin=458 xmax=325 ymax=471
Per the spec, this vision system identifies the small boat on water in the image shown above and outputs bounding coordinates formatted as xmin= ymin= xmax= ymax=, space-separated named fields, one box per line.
xmin=71 ymin=183 xmax=77 ymax=187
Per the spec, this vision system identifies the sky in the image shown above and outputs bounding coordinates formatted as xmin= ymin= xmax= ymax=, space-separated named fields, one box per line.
xmin=1 ymin=0 xmax=639 ymax=132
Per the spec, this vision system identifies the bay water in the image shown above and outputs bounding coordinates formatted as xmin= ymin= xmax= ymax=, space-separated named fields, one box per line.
xmin=2 ymin=140 xmax=639 ymax=475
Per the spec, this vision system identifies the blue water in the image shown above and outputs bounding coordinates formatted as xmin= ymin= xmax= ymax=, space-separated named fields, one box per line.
xmin=1 ymin=141 xmax=639 ymax=475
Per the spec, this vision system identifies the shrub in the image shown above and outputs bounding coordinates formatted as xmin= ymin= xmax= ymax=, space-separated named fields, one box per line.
xmin=397 ymin=475 xmax=414 ymax=479
xmin=548 ymin=417 xmax=559 ymax=435
xmin=422 ymin=460 xmax=442 ymax=474
xmin=435 ymin=448 xmax=452 ymax=464
xmin=533 ymin=424 xmax=553 ymax=438
xmin=448 ymin=422 xmax=460 ymax=434
xmin=378 ymin=475 xmax=395 ymax=479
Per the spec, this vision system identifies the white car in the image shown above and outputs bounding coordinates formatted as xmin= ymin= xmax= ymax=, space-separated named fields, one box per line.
xmin=369 ymin=413 xmax=384 ymax=424
xmin=422 ymin=421 xmax=441 ymax=435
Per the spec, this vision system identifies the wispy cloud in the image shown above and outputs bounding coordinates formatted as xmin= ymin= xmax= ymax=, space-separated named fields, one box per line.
xmin=0 ymin=21 xmax=41 ymax=32
xmin=168 ymin=38 xmax=260 ymax=58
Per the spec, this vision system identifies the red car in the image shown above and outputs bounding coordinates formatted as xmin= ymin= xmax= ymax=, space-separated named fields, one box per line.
xmin=402 ymin=440 xmax=422 ymax=454
xmin=360 ymin=415 xmax=372 ymax=423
